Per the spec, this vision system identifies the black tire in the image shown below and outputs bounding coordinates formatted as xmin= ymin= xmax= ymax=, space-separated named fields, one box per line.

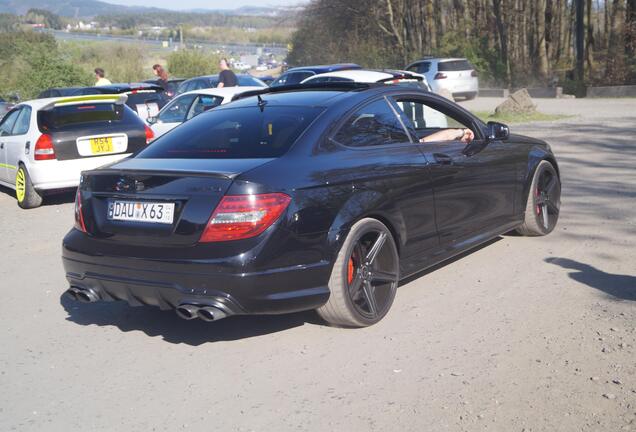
xmin=516 ymin=160 xmax=561 ymax=236
xmin=317 ymin=218 xmax=399 ymax=327
xmin=15 ymin=164 xmax=43 ymax=209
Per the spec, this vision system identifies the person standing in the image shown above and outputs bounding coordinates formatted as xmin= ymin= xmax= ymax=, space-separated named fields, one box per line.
xmin=94 ymin=68 xmax=112 ymax=86
xmin=152 ymin=64 xmax=169 ymax=88
xmin=217 ymin=58 xmax=237 ymax=88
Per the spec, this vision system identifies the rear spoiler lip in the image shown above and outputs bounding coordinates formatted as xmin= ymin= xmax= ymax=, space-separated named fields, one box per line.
xmin=41 ymin=94 xmax=128 ymax=111
xmin=81 ymin=168 xmax=235 ymax=180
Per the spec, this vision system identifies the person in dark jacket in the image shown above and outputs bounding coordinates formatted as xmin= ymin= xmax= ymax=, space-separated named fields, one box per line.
xmin=217 ymin=58 xmax=237 ymax=88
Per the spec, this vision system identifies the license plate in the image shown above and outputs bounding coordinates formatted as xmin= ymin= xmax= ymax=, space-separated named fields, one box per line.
xmin=90 ymin=137 xmax=113 ymax=154
xmin=108 ymin=201 xmax=175 ymax=224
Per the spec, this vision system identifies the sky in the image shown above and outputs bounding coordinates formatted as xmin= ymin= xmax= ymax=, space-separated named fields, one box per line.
xmin=103 ymin=0 xmax=305 ymax=10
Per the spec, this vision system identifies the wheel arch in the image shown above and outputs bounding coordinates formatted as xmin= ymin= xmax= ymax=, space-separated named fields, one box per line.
xmin=326 ymin=190 xmax=406 ymax=259
xmin=522 ymin=146 xmax=560 ymax=208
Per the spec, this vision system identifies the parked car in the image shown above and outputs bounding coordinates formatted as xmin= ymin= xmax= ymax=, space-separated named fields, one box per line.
xmin=300 ymin=69 xmax=433 ymax=91
xmin=142 ymin=78 xmax=186 ymax=99
xmin=258 ymin=75 xmax=276 ymax=86
xmin=269 ymin=63 xmax=362 ymax=87
xmin=38 ymin=83 xmax=169 ymax=121
xmin=301 ymin=70 xmax=445 ymax=128
xmin=147 ymin=86 xmax=263 ymax=138
xmin=62 ymin=82 xmax=560 ymax=327
xmin=406 ymin=57 xmax=479 ymax=100
xmin=0 ymin=94 xmax=154 ymax=209
xmin=176 ymin=74 xmax=267 ymax=95
xmin=0 ymin=97 xmax=15 ymax=120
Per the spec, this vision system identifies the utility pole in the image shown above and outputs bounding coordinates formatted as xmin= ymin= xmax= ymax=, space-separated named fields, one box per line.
xmin=179 ymin=25 xmax=184 ymax=49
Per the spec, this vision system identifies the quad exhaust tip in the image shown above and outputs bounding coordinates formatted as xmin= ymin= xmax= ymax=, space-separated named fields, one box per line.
xmin=176 ymin=304 xmax=229 ymax=322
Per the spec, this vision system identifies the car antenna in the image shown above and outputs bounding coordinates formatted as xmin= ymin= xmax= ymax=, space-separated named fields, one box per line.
xmin=257 ymin=94 xmax=267 ymax=112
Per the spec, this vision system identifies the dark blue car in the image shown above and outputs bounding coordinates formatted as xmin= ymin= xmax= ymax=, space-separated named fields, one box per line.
xmin=270 ymin=63 xmax=362 ymax=87
xmin=62 ymin=82 xmax=560 ymax=328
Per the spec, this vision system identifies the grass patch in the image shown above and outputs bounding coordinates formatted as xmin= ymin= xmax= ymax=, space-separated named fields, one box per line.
xmin=472 ymin=110 xmax=570 ymax=124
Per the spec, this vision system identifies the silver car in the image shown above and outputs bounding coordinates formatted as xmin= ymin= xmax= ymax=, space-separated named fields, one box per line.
xmin=406 ymin=57 xmax=479 ymax=100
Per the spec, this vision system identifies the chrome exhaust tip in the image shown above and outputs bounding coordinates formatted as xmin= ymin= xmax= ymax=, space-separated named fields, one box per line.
xmin=65 ymin=287 xmax=79 ymax=301
xmin=175 ymin=304 xmax=200 ymax=320
xmin=74 ymin=287 xmax=99 ymax=303
xmin=197 ymin=306 xmax=227 ymax=322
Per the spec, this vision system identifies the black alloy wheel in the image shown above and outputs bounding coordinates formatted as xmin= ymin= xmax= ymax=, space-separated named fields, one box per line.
xmin=318 ymin=218 xmax=399 ymax=327
xmin=517 ymin=160 xmax=561 ymax=236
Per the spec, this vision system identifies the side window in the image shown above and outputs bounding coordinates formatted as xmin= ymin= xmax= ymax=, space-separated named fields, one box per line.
xmin=333 ymin=99 xmax=410 ymax=147
xmin=12 ymin=106 xmax=31 ymax=135
xmin=187 ymin=95 xmax=223 ymax=120
xmin=0 ymin=109 xmax=21 ymax=136
xmin=158 ymin=94 xmax=196 ymax=123
xmin=393 ymin=98 xmax=470 ymax=141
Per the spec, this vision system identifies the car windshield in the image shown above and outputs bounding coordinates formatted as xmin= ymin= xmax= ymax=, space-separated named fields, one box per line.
xmin=137 ymin=105 xmax=324 ymax=159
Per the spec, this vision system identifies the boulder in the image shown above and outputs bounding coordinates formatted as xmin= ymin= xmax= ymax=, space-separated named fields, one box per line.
xmin=495 ymin=88 xmax=536 ymax=115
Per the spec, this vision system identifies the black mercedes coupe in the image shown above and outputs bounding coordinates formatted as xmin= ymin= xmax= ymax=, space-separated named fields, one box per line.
xmin=62 ymin=83 xmax=561 ymax=327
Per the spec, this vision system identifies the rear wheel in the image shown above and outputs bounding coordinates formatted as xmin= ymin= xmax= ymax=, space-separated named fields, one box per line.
xmin=317 ymin=218 xmax=399 ymax=327
xmin=16 ymin=164 xmax=43 ymax=209
xmin=516 ymin=160 xmax=561 ymax=236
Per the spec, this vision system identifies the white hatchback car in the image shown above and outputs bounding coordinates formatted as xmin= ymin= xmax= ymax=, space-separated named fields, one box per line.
xmin=0 ymin=94 xmax=153 ymax=208
xmin=147 ymin=86 xmax=263 ymax=138
xmin=405 ymin=57 xmax=479 ymax=100
xmin=301 ymin=69 xmax=433 ymax=91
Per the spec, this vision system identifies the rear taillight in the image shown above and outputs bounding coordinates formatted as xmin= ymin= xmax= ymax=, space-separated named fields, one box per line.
xmin=34 ymin=134 xmax=56 ymax=160
xmin=74 ymin=188 xmax=87 ymax=233
xmin=434 ymin=73 xmax=447 ymax=80
xmin=471 ymin=70 xmax=478 ymax=77
xmin=144 ymin=124 xmax=155 ymax=144
xmin=199 ymin=193 xmax=291 ymax=243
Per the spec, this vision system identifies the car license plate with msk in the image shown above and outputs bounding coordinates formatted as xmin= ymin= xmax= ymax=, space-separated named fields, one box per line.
xmin=108 ymin=201 xmax=175 ymax=224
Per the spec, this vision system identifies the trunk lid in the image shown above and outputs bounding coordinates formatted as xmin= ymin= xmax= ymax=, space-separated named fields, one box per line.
xmin=80 ymin=158 xmax=274 ymax=246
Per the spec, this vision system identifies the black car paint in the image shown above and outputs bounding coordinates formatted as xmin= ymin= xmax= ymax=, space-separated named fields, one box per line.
xmin=62 ymin=85 xmax=558 ymax=316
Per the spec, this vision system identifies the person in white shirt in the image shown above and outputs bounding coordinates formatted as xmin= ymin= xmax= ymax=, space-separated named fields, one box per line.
xmin=94 ymin=68 xmax=112 ymax=86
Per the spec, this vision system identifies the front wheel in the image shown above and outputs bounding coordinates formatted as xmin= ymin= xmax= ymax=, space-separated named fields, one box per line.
xmin=516 ymin=160 xmax=561 ymax=236
xmin=16 ymin=165 xmax=43 ymax=209
xmin=317 ymin=218 xmax=399 ymax=327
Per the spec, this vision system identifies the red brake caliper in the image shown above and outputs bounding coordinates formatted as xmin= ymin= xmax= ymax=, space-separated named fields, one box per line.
xmin=347 ymin=257 xmax=355 ymax=285
xmin=535 ymin=186 xmax=541 ymax=215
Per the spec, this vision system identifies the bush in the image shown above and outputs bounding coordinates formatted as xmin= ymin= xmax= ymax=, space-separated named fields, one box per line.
xmin=0 ymin=31 xmax=92 ymax=100
xmin=167 ymin=49 xmax=220 ymax=78
xmin=64 ymin=41 xmax=146 ymax=83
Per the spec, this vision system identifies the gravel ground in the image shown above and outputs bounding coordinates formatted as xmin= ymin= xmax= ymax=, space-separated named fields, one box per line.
xmin=0 ymin=98 xmax=634 ymax=431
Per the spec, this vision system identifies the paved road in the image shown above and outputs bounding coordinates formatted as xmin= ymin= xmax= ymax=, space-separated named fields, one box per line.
xmin=1 ymin=98 xmax=634 ymax=431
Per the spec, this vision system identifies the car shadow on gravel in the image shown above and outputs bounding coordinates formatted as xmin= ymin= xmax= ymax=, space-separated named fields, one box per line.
xmin=60 ymin=294 xmax=325 ymax=346
xmin=546 ymin=257 xmax=636 ymax=301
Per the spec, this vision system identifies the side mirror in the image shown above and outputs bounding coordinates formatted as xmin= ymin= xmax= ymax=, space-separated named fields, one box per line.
xmin=487 ymin=121 xmax=510 ymax=141
xmin=147 ymin=116 xmax=158 ymax=125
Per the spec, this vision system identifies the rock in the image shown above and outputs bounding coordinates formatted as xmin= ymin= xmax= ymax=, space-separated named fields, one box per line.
xmin=494 ymin=88 xmax=537 ymax=115
xmin=590 ymin=376 xmax=600 ymax=381
xmin=602 ymin=393 xmax=616 ymax=400
xmin=612 ymin=379 xmax=622 ymax=385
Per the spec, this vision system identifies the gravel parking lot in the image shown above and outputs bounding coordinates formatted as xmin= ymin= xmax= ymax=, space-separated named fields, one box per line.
xmin=1 ymin=97 xmax=634 ymax=431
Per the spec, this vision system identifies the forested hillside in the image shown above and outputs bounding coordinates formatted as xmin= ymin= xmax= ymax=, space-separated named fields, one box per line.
xmin=288 ymin=0 xmax=636 ymax=88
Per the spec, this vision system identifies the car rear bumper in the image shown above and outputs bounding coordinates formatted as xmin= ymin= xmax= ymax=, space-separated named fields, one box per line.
xmin=30 ymin=153 xmax=132 ymax=190
xmin=62 ymin=229 xmax=332 ymax=315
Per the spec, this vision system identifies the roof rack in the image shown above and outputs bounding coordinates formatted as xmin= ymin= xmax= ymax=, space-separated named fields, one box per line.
xmin=231 ymin=81 xmax=372 ymax=102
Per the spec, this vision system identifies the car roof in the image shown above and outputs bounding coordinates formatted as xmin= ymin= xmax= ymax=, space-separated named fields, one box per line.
xmin=91 ymin=83 xmax=164 ymax=93
xmin=178 ymin=86 xmax=265 ymax=98
xmin=186 ymin=74 xmax=260 ymax=80
xmin=285 ymin=63 xmax=362 ymax=74
xmin=301 ymin=69 xmax=425 ymax=83
xmin=409 ymin=57 xmax=467 ymax=63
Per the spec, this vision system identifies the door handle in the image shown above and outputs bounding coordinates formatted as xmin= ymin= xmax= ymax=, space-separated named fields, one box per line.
xmin=433 ymin=153 xmax=453 ymax=165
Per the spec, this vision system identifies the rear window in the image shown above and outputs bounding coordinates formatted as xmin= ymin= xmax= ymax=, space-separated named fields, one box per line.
xmin=438 ymin=60 xmax=473 ymax=71
xmin=409 ymin=62 xmax=431 ymax=74
xmin=137 ymin=105 xmax=324 ymax=159
xmin=126 ymin=91 xmax=165 ymax=105
xmin=38 ymin=104 xmax=123 ymax=131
